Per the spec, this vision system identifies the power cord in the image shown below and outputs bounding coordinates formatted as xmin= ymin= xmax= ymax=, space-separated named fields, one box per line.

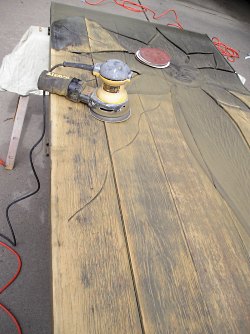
xmin=50 ymin=63 xmax=64 ymax=71
xmin=84 ymin=0 xmax=183 ymax=29
xmin=212 ymin=37 xmax=239 ymax=62
xmin=0 ymin=241 xmax=22 ymax=334
xmin=0 ymin=91 xmax=46 ymax=333
xmin=0 ymin=91 xmax=46 ymax=247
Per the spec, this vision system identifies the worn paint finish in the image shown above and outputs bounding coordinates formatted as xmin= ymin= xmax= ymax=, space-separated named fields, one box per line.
xmin=141 ymin=93 xmax=250 ymax=333
xmin=50 ymin=37 xmax=142 ymax=334
xmin=172 ymin=85 xmax=250 ymax=239
xmin=50 ymin=2 xmax=250 ymax=333
xmin=104 ymin=94 xmax=214 ymax=333
xmin=85 ymin=18 xmax=126 ymax=53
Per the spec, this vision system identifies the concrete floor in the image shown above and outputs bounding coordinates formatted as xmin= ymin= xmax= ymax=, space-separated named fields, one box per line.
xmin=0 ymin=1 xmax=249 ymax=333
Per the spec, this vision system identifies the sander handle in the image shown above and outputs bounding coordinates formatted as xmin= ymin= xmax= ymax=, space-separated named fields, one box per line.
xmin=37 ymin=70 xmax=90 ymax=103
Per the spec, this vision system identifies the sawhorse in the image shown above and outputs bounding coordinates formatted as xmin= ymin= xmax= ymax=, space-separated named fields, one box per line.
xmin=5 ymin=95 xmax=29 ymax=170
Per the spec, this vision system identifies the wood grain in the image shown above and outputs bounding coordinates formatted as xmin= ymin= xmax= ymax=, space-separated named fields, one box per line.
xmin=202 ymin=85 xmax=249 ymax=111
xmin=50 ymin=4 xmax=250 ymax=333
xmin=50 ymin=49 xmax=142 ymax=334
xmin=171 ymin=85 xmax=250 ymax=239
xmin=85 ymin=18 xmax=126 ymax=53
xmin=230 ymin=91 xmax=250 ymax=108
xmin=103 ymin=94 xmax=213 ymax=333
xmin=141 ymin=91 xmax=250 ymax=333
xmin=221 ymin=104 xmax=250 ymax=145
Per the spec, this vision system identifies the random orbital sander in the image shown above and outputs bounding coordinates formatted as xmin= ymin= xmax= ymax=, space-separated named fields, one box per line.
xmin=38 ymin=59 xmax=132 ymax=122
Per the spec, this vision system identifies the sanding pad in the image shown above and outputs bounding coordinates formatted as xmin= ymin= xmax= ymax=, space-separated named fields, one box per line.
xmin=135 ymin=48 xmax=171 ymax=68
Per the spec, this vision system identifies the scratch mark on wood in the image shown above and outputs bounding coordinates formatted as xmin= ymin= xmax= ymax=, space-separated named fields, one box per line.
xmin=111 ymin=104 xmax=161 ymax=156
xmin=68 ymin=169 xmax=108 ymax=222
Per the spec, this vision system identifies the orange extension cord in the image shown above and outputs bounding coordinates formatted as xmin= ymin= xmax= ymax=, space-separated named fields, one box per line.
xmin=83 ymin=0 xmax=239 ymax=62
xmin=212 ymin=37 xmax=239 ymax=62
xmin=84 ymin=0 xmax=183 ymax=29
xmin=0 ymin=241 xmax=22 ymax=334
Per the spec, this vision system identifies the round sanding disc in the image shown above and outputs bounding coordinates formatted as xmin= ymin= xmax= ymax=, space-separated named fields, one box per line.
xmin=135 ymin=48 xmax=171 ymax=68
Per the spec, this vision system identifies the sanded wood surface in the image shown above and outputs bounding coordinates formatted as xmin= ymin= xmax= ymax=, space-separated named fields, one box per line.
xmin=50 ymin=49 xmax=141 ymax=334
xmin=50 ymin=3 xmax=250 ymax=334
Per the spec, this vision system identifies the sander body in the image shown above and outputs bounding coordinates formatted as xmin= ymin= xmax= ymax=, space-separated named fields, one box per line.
xmin=38 ymin=59 xmax=132 ymax=122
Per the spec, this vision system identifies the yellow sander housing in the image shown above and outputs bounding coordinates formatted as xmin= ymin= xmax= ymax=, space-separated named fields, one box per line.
xmin=91 ymin=59 xmax=131 ymax=122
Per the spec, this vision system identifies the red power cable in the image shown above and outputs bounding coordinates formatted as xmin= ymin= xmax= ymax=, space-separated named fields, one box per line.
xmin=84 ymin=0 xmax=183 ymax=29
xmin=0 ymin=241 xmax=22 ymax=334
xmin=0 ymin=242 xmax=22 ymax=294
xmin=0 ymin=159 xmax=5 ymax=167
xmin=0 ymin=304 xmax=22 ymax=334
xmin=212 ymin=37 xmax=239 ymax=62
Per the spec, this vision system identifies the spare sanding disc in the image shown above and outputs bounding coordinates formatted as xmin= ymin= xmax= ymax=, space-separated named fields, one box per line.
xmin=135 ymin=48 xmax=171 ymax=68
